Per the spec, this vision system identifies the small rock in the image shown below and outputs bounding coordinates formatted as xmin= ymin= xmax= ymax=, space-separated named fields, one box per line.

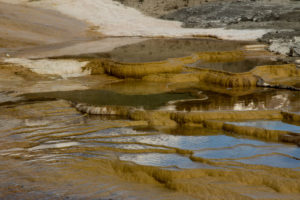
xmin=292 ymin=44 xmax=300 ymax=56
xmin=269 ymin=42 xmax=291 ymax=56
xmin=294 ymin=37 xmax=300 ymax=43
xmin=270 ymin=57 xmax=278 ymax=62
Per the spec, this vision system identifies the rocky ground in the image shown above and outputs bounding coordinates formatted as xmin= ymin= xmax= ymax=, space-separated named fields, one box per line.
xmin=161 ymin=0 xmax=300 ymax=57
xmin=113 ymin=0 xmax=300 ymax=59
xmin=1 ymin=0 xmax=299 ymax=58
xmin=161 ymin=0 xmax=299 ymax=29
xmin=114 ymin=0 xmax=220 ymax=17
xmin=260 ymin=31 xmax=300 ymax=57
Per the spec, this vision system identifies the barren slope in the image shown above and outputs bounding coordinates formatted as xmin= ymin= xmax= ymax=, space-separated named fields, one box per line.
xmin=0 ymin=2 xmax=93 ymax=48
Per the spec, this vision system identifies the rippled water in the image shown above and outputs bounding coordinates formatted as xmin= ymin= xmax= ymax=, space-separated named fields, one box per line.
xmin=0 ymin=95 xmax=299 ymax=199
xmin=227 ymin=121 xmax=300 ymax=133
xmin=0 ymin=38 xmax=300 ymax=200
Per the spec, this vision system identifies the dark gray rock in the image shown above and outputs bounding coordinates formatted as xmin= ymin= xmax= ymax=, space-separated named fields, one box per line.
xmin=161 ymin=1 xmax=300 ymax=30
xmin=260 ymin=31 xmax=300 ymax=57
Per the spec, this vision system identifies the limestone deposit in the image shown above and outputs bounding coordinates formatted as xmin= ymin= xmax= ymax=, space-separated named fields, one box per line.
xmin=0 ymin=0 xmax=299 ymax=200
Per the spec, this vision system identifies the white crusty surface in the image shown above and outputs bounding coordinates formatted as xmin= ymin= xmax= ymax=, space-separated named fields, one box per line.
xmin=0 ymin=0 xmax=271 ymax=40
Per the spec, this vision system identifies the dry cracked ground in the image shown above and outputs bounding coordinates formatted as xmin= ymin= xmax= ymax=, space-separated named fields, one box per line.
xmin=0 ymin=0 xmax=300 ymax=200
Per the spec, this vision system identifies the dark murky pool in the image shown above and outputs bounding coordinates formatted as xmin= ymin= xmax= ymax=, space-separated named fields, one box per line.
xmin=23 ymin=87 xmax=300 ymax=112
xmin=23 ymin=89 xmax=196 ymax=110
xmin=108 ymin=38 xmax=251 ymax=63
xmin=188 ymin=58 xmax=281 ymax=73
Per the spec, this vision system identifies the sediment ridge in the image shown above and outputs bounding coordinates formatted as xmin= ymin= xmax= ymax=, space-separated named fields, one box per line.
xmin=83 ymin=50 xmax=299 ymax=88
xmin=71 ymin=102 xmax=300 ymax=146
xmin=1 ymin=99 xmax=300 ymax=199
